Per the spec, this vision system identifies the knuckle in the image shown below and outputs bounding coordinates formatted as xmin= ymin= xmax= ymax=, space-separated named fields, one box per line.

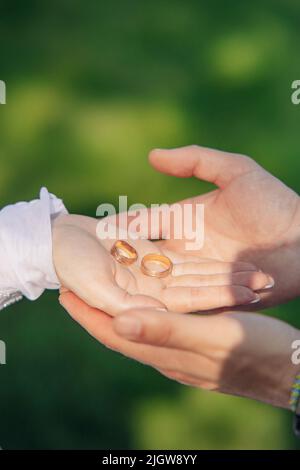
xmin=155 ymin=321 xmax=173 ymax=346
xmin=188 ymin=144 xmax=199 ymax=151
xmin=236 ymin=153 xmax=258 ymax=170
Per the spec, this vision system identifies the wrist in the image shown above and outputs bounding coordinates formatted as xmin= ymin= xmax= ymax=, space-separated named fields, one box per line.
xmin=281 ymin=327 xmax=300 ymax=409
xmin=221 ymin=314 xmax=300 ymax=409
xmin=0 ymin=188 xmax=67 ymax=300
xmin=252 ymin=325 xmax=300 ymax=409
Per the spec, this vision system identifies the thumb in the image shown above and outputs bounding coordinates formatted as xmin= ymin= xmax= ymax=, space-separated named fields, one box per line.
xmin=113 ymin=308 xmax=207 ymax=350
xmin=149 ymin=145 xmax=259 ymax=189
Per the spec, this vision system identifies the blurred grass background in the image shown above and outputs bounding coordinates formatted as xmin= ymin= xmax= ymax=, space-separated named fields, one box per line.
xmin=0 ymin=0 xmax=300 ymax=449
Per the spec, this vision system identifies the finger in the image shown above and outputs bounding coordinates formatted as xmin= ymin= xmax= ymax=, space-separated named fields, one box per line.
xmin=59 ymin=291 xmax=159 ymax=357
xmin=172 ymin=261 xmax=258 ymax=275
xmin=59 ymin=292 xmax=188 ymax=369
xmin=113 ymin=308 xmax=244 ymax=352
xmin=157 ymin=368 xmax=200 ymax=386
xmin=162 ymin=285 xmax=260 ymax=312
xmin=157 ymin=368 xmax=217 ymax=389
xmin=149 ymin=146 xmax=260 ymax=189
xmin=167 ymin=271 xmax=274 ymax=291
xmin=59 ymin=291 xmax=112 ymax=331
xmin=60 ymin=293 xmax=223 ymax=381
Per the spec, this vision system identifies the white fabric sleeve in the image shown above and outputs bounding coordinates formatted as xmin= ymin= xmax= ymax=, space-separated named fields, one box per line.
xmin=0 ymin=187 xmax=68 ymax=300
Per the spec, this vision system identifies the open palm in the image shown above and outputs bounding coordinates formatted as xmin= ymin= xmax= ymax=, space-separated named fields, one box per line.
xmin=132 ymin=146 xmax=300 ymax=307
xmin=53 ymin=213 xmax=269 ymax=314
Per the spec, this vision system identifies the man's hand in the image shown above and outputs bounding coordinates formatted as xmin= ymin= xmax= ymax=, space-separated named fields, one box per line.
xmin=129 ymin=146 xmax=300 ymax=307
xmin=59 ymin=290 xmax=300 ymax=410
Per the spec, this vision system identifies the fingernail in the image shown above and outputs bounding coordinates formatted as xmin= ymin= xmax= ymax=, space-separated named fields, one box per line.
xmin=155 ymin=307 xmax=168 ymax=312
xmin=249 ymin=294 xmax=261 ymax=304
xmin=264 ymin=277 xmax=275 ymax=289
xmin=115 ymin=316 xmax=142 ymax=339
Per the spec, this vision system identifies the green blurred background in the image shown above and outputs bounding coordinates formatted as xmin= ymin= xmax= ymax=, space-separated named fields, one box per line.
xmin=0 ymin=0 xmax=300 ymax=449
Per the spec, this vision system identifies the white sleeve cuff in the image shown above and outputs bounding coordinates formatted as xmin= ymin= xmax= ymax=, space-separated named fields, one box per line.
xmin=0 ymin=187 xmax=68 ymax=300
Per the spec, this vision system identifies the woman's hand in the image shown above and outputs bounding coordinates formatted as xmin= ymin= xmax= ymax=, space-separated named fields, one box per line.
xmin=59 ymin=290 xmax=300 ymax=409
xmin=52 ymin=214 xmax=272 ymax=315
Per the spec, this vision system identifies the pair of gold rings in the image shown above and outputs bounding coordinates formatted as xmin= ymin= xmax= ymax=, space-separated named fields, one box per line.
xmin=110 ymin=240 xmax=173 ymax=278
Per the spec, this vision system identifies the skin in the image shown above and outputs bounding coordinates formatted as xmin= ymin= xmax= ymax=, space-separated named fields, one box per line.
xmin=52 ymin=214 xmax=271 ymax=315
xmin=58 ymin=145 xmax=300 ymax=408
xmin=59 ymin=292 xmax=300 ymax=409
xmin=121 ymin=146 xmax=300 ymax=308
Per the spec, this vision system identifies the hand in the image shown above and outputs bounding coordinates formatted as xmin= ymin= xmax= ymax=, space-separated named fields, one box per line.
xmin=59 ymin=290 xmax=300 ymax=409
xmin=52 ymin=214 xmax=270 ymax=314
xmin=125 ymin=146 xmax=300 ymax=307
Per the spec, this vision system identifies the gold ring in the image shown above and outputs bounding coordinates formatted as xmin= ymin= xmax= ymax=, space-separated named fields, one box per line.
xmin=111 ymin=240 xmax=138 ymax=266
xmin=141 ymin=253 xmax=173 ymax=278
